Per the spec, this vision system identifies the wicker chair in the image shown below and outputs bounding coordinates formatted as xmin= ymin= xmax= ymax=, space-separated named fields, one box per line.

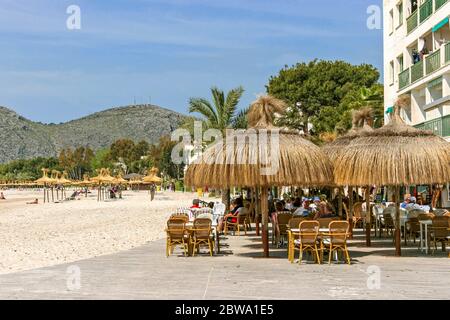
xmin=275 ymin=212 xmax=292 ymax=247
xmin=191 ymin=218 xmax=214 ymax=256
xmin=381 ymin=207 xmax=395 ymax=237
xmin=322 ymin=221 xmax=351 ymax=265
xmin=224 ymin=208 xmax=249 ymax=236
xmin=405 ymin=217 xmax=420 ymax=244
xmin=170 ymin=213 xmax=189 ymax=223
xmin=166 ymin=219 xmax=189 ymax=257
xmin=353 ymin=202 xmax=364 ymax=229
xmin=429 ymin=216 xmax=450 ymax=255
xmin=432 ymin=209 xmax=449 ymax=217
xmin=292 ymin=221 xmax=321 ymax=264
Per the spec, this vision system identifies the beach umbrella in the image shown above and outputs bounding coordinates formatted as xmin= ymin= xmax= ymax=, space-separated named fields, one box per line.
xmin=185 ymin=95 xmax=334 ymax=257
xmin=35 ymin=168 xmax=57 ymax=203
xmin=332 ymin=97 xmax=450 ymax=256
xmin=142 ymin=167 xmax=163 ymax=184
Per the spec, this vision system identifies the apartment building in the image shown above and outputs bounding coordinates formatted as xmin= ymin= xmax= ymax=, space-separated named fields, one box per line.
xmin=384 ymin=0 xmax=450 ymax=141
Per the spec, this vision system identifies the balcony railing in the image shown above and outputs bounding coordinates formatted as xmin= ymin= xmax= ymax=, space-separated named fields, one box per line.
xmin=426 ymin=49 xmax=441 ymax=75
xmin=411 ymin=61 xmax=424 ymax=83
xmin=399 ymin=69 xmax=410 ymax=90
xmin=420 ymin=0 xmax=433 ymax=23
xmin=435 ymin=0 xmax=448 ymax=10
xmin=446 ymin=42 xmax=450 ymax=64
xmin=407 ymin=10 xmax=418 ymax=34
xmin=414 ymin=115 xmax=450 ymax=137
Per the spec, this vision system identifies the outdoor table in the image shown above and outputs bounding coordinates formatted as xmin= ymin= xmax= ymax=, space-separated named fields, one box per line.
xmin=287 ymin=228 xmax=330 ymax=263
xmin=419 ymin=220 xmax=432 ymax=254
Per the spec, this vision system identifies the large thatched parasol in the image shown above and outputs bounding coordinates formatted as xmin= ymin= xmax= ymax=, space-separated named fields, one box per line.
xmin=185 ymin=95 xmax=334 ymax=257
xmin=142 ymin=167 xmax=163 ymax=184
xmin=322 ymin=107 xmax=375 ymax=244
xmin=333 ymin=97 xmax=450 ymax=256
xmin=35 ymin=168 xmax=57 ymax=203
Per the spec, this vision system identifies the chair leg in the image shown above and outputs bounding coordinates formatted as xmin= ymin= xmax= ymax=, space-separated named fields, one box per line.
xmin=298 ymin=245 xmax=303 ymax=265
xmin=315 ymin=245 xmax=321 ymax=265
xmin=345 ymin=246 xmax=351 ymax=265
xmin=328 ymin=245 xmax=333 ymax=264
xmin=237 ymin=224 xmax=240 ymax=236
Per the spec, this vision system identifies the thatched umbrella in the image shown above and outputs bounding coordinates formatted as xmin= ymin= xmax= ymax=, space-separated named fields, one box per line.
xmin=142 ymin=167 xmax=163 ymax=184
xmin=35 ymin=168 xmax=56 ymax=203
xmin=333 ymin=97 xmax=450 ymax=256
xmin=322 ymin=108 xmax=375 ymax=244
xmin=185 ymin=95 xmax=334 ymax=257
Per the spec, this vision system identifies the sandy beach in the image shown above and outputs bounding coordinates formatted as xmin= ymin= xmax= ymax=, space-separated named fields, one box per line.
xmin=0 ymin=189 xmax=205 ymax=275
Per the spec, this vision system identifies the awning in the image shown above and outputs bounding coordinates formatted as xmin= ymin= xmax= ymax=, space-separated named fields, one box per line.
xmin=385 ymin=106 xmax=394 ymax=114
xmin=432 ymin=17 xmax=449 ymax=32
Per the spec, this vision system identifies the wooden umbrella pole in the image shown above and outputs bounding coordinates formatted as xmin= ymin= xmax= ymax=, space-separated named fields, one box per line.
xmin=43 ymin=185 xmax=46 ymax=203
xmin=365 ymin=186 xmax=371 ymax=247
xmin=255 ymin=187 xmax=260 ymax=236
xmin=338 ymin=187 xmax=343 ymax=218
xmin=395 ymin=185 xmax=402 ymax=256
xmin=261 ymin=186 xmax=269 ymax=258
xmin=51 ymin=187 xmax=54 ymax=202
xmin=348 ymin=186 xmax=354 ymax=239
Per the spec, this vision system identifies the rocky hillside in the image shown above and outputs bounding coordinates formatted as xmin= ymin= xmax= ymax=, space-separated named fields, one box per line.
xmin=0 ymin=105 xmax=186 ymax=163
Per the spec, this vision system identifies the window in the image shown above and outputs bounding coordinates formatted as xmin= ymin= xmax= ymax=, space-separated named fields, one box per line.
xmin=390 ymin=61 xmax=395 ymax=84
xmin=397 ymin=2 xmax=403 ymax=26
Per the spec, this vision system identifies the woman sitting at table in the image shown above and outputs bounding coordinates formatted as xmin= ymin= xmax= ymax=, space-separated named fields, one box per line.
xmin=271 ymin=201 xmax=286 ymax=225
xmin=218 ymin=198 xmax=244 ymax=232
xmin=313 ymin=197 xmax=334 ymax=220
xmin=293 ymin=199 xmax=311 ymax=217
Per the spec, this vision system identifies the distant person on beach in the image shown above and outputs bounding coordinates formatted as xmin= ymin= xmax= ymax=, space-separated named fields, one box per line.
xmin=26 ymin=199 xmax=38 ymax=205
xmin=150 ymin=183 xmax=156 ymax=201
xmin=0 ymin=192 xmax=5 ymax=200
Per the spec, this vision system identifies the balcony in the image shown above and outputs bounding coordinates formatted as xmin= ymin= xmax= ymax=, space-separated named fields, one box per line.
xmin=435 ymin=0 xmax=448 ymax=10
xmin=399 ymin=69 xmax=410 ymax=90
xmin=407 ymin=10 xmax=418 ymax=34
xmin=411 ymin=61 xmax=424 ymax=82
xmin=419 ymin=0 xmax=433 ymax=23
xmin=426 ymin=49 xmax=441 ymax=75
xmin=414 ymin=115 xmax=450 ymax=137
xmin=446 ymin=42 xmax=450 ymax=64
xmin=406 ymin=0 xmax=449 ymax=34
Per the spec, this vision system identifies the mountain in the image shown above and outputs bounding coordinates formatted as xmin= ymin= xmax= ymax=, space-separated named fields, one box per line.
xmin=0 ymin=105 xmax=186 ymax=163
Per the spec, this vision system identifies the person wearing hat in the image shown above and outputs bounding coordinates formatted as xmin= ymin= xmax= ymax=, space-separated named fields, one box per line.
xmin=401 ymin=195 xmax=411 ymax=209
xmin=405 ymin=196 xmax=421 ymax=211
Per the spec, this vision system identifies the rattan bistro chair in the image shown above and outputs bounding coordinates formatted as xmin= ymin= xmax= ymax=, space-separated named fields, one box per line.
xmin=353 ymin=202 xmax=364 ymax=229
xmin=170 ymin=213 xmax=189 ymax=223
xmin=293 ymin=221 xmax=321 ymax=265
xmin=429 ymin=216 xmax=450 ymax=255
xmin=166 ymin=219 xmax=189 ymax=257
xmin=224 ymin=208 xmax=249 ymax=236
xmin=192 ymin=218 xmax=214 ymax=256
xmin=322 ymin=221 xmax=351 ymax=265
xmin=275 ymin=212 xmax=292 ymax=247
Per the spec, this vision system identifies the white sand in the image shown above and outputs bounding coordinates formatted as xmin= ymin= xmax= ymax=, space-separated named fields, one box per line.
xmin=0 ymin=189 xmax=209 ymax=274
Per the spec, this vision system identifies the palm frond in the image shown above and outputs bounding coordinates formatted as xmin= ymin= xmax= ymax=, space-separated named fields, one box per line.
xmin=188 ymin=98 xmax=218 ymax=126
xmin=210 ymin=87 xmax=225 ymax=128
xmin=224 ymin=86 xmax=244 ymax=126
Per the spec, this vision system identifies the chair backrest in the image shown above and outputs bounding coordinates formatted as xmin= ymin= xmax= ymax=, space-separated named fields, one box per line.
xmin=406 ymin=217 xmax=420 ymax=232
xmin=418 ymin=213 xmax=433 ymax=221
xmin=192 ymin=207 xmax=213 ymax=219
xmin=353 ymin=202 xmax=363 ymax=218
xmin=170 ymin=214 xmax=189 ymax=223
xmin=407 ymin=209 xmax=425 ymax=218
xmin=289 ymin=217 xmax=306 ymax=229
xmin=317 ymin=217 xmax=340 ymax=228
xmin=213 ymin=202 xmax=226 ymax=217
xmin=277 ymin=212 xmax=292 ymax=234
xmin=383 ymin=206 xmax=396 ymax=217
xmin=298 ymin=221 xmax=319 ymax=245
xmin=167 ymin=219 xmax=186 ymax=240
xmin=432 ymin=209 xmax=449 ymax=217
xmin=329 ymin=221 xmax=349 ymax=244
xmin=431 ymin=216 xmax=450 ymax=238
xmin=372 ymin=204 xmax=384 ymax=215
xmin=193 ymin=218 xmax=212 ymax=239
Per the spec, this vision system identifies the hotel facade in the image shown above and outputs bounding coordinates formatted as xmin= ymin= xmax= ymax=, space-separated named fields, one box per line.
xmin=383 ymin=0 xmax=450 ymax=140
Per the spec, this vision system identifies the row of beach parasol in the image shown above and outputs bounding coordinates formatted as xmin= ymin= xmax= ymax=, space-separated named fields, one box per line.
xmin=184 ymin=95 xmax=450 ymax=257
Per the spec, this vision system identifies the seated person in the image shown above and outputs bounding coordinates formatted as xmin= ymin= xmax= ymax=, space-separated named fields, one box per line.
xmin=313 ymin=197 xmax=334 ymax=220
xmin=26 ymin=198 xmax=38 ymax=205
xmin=293 ymin=199 xmax=311 ymax=217
xmin=400 ymin=196 xmax=411 ymax=209
xmin=405 ymin=196 xmax=421 ymax=211
xmin=289 ymin=197 xmax=302 ymax=212
xmin=190 ymin=199 xmax=201 ymax=209
xmin=218 ymin=198 xmax=244 ymax=232
xmin=0 ymin=192 xmax=5 ymax=200
xmin=271 ymin=201 xmax=286 ymax=225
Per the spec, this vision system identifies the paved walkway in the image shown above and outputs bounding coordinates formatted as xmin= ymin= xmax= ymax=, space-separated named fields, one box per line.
xmin=0 ymin=229 xmax=449 ymax=299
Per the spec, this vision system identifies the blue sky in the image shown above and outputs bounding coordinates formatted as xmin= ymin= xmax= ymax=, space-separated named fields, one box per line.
xmin=0 ymin=0 xmax=383 ymax=123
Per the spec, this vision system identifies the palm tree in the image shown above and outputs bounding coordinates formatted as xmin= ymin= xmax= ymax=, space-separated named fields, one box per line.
xmin=189 ymin=86 xmax=244 ymax=131
xmin=188 ymin=86 xmax=245 ymax=207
